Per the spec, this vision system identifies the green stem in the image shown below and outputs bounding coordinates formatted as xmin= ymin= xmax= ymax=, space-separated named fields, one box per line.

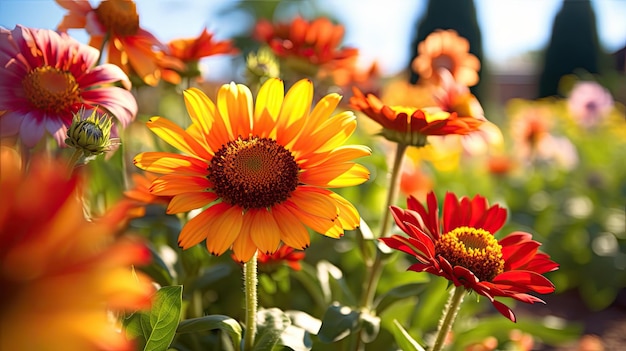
xmin=431 ymin=287 xmax=466 ymax=351
xmin=66 ymin=148 xmax=83 ymax=176
xmin=243 ymin=251 xmax=258 ymax=351
xmin=354 ymin=143 xmax=407 ymax=351
xmin=360 ymin=142 xmax=407 ymax=307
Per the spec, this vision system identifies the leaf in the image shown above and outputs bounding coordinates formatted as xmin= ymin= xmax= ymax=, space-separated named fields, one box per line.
xmin=253 ymin=308 xmax=291 ymax=351
xmin=144 ymin=285 xmax=183 ymax=351
xmin=316 ymin=261 xmax=357 ymax=306
xmin=373 ymin=282 xmax=427 ymax=314
xmin=177 ymin=314 xmax=242 ymax=350
xmin=391 ymin=320 xmax=426 ymax=351
xmin=317 ymin=303 xmax=360 ymax=343
xmin=187 ymin=263 xmax=232 ymax=291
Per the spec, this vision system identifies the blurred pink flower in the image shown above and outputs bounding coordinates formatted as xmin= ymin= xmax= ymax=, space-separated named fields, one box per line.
xmin=567 ymin=81 xmax=614 ymax=128
xmin=0 ymin=25 xmax=137 ymax=148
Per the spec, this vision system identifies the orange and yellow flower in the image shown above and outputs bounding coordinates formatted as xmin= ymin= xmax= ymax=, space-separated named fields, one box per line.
xmin=411 ymin=30 xmax=481 ymax=87
xmin=380 ymin=192 xmax=559 ymax=322
xmin=0 ymin=147 xmax=154 ymax=351
xmin=134 ymin=78 xmax=370 ymax=263
xmin=254 ymin=16 xmax=359 ymax=77
xmin=350 ymin=87 xmax=483 ymax=146
xmin=161 ymin=28 xmax=238 ymax=85
xmin=56 ymin=0 xmax=167 ymax=86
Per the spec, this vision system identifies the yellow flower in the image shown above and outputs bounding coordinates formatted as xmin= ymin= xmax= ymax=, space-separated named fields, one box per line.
xmin=134 ymin=78 xmax=370 ymax=263
xmin=0 ymin=147 xmax=154 ymax=351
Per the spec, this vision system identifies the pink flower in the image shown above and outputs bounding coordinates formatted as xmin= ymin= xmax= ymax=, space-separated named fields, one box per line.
xmin=0 ymin=25 xmax=137 ymax=148
xmin=567 ymin=81 xmax=614 ymax=128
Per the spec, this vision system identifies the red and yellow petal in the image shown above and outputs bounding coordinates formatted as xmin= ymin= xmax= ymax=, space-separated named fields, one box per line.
xmin=134 ymin=152 xmax=208 ymax=176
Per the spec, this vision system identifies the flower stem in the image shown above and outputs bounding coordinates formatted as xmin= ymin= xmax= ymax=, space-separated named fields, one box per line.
xmin=432 ymin=287 xmax=466 ymax=351
xmin=66 ymin=149 xmax=83 ymax=176
xmin=243 ymin=251 xmax=258 ymax=351
xmin=360 ymin=142 xmax=407 ymax=307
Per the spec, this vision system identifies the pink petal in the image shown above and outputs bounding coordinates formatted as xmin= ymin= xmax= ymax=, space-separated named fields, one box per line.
xmin=79 ymin=64 xmax=131 ymax=90
xmin=82 ymin=88 xmax=137 ymax=126
xmin=0 ymin=111 xmax=23 ymax=136
xmin=19 ymin=111 xmax=46 ymax=147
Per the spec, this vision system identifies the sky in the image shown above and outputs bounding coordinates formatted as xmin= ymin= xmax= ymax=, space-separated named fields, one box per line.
xmin=1 ymin=0 xmax=625 ymax=78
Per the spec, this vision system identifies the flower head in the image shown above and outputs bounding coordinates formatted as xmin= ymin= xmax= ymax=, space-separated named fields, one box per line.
xmin=567 ymin=80 xmax=614 ymax=128
xmin=412 ymin=30 xmax=481 ymax=87
xmin=350 ymin=87 xmax=483 ymax=146
xmin=254 ymin=16 xmax=359 ymax=77
xmin=134 ymin=78 xmax=370 ymax=263
xmin=0 ymin=25 xmax=137 ymax=148
xmin=65 ymin=108 xmax=118 ymax=157
xmin=0 ymin=147 xmax=154 ymax=350
xmin=380 ymin=191 xmax=558 ymax=322
xmin=56 ymin=0 xmax=167 ymax=86
xmin=161 ymin=28 xmax=238 ymax=85
xmin=257 ymin=245 xmax=306 ymax=272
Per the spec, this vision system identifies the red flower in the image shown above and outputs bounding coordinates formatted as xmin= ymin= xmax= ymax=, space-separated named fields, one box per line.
xmin=380 ymin=191 xmax=558 ymax=322
xmin=257 ymin=245 xmax=305 ymax=271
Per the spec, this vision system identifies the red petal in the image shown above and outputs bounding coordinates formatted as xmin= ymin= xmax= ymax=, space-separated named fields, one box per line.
xmin=492 ymin=270 xmax=555 ymax=294
xmin=491 ymin=300 xmax=517 ymax=322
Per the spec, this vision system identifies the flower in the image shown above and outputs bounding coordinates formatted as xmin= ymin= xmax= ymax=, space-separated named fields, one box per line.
xmin=65 ymin=108 xmax=118 ymax=158
xmin=161 ymin=27 xmax=238 ymax=85
xmin=0 ymin=147 xmax=154 ymax=351
xmin=0 ymin=25 xmax=137 ymax=148
xmin=56 ymin=0 xmax=166 ymax=86
xmin=134 ymin=78 xmax=370 ymax=263
xmin=380 ymin=191 xmax=559 ymax=322
xmin=350 ymin=87 xmax=483 ymax=146
xmin=567 ymin=80 xmax=614 ymax=128
xmin=257 ymin=245 xmax=306 ymax=272
xmin=411 ymin=30 xmax=481 ymax=87
xmin=254 ymin=16 xmax=359 ymax=77
xmin=124 ymin=171 xmax=173 ymax=218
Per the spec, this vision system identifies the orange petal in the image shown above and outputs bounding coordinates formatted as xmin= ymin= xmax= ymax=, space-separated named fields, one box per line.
xmin=146 ymin=116 xmax=212 ymax=160
xmin=231 ymin=213 xmax=258 ymax=263
xmin=167 ymin=192 xmax=217 ymax=214
xmin=248 ymin=209 xmax=281 ymax=254
xmin=134 ymin=152 xmax=208 ymax=176
xmin=151 ymin=174 xmax=212 ymax=196
xmin=205 ymin=204 xmax=243 ymax=256
xmin=179 ymin=204 xmax=227 ymax=249
xmin=272 ymin=205 xmax=310 ymax=249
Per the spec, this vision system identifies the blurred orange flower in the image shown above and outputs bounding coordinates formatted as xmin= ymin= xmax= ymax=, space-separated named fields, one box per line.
xmin=257 ymin=245 xmax=306 ymax=272
xmin=124 ymin=171 xmax=173 ymax=217
xmin=254 ymin=16 xmax=359 ymax=77
xmin=56 ymin=0 xmax=168 ymax=86
xmin=161 ymin=28 xmax=238 ymax=85
xmin=412 ymin=29 xmax=481 ymax=87
xmin=350 ymin=87 xmax=483 ymax=146
xmin=0 ymin=147 xmax=154 ymax=351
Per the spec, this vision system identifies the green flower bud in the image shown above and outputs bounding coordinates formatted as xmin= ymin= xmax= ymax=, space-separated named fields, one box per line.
xmin=65 ymin=108 xmax=118 ymax=157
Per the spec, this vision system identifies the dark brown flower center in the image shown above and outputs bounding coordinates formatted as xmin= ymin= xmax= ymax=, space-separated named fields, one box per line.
xmin=208 ymin=136 xmax=299 ymax=209
xmin=435 ymin=226 xmax=504 ymax=281
xmin=22 ymin=66 xmax=81 ymax=114
xmin=95 ymin=0 xmax=140 ymax=36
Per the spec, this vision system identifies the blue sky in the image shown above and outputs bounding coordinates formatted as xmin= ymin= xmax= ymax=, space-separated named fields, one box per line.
xmin=1 ymin=0 xmax=625 ymax=78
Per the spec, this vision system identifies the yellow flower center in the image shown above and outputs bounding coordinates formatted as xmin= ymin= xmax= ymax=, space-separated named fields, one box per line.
xmin=22 ymin=66 xmax=81 ymax=114
xmin=435 ymin=226 xmax=505 ymax=281
xmin=95 ymin=0 xmax=140 ymax=36
xmin=208 ymin=136 xmax=300 ymax=209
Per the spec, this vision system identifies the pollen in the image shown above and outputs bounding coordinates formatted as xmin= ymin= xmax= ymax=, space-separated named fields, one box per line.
xmin=95 ymin=0 xmax=140 ymax=37
xmin=208 ymin=136 xmax=300 ymax=209
xmin=435 ymin=226 xmax=504 ymax=281
xmin=22 ymin=66 xmax=81 ymax=114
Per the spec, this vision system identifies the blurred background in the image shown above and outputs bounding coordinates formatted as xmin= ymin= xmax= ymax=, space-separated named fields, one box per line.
xmin=2 ymin=1 xmax=625 ymax=350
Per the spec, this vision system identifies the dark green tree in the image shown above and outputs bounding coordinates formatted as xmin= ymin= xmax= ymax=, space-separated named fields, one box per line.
xmin=537 ymin=0 xmax=603 ymax=97
xmin=408 ymin=0 xmax=485 ymax=100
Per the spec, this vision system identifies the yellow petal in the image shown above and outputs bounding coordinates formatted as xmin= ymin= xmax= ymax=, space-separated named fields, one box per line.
xmin=276 ymin=79 xmax=312 ymax=147
xmin=292 ymin=111 xmax=356 ymax=159
xmin=284 ymin=200 xmax=344 ymax=238
xmin=151 ymin=174 xmax=212 ymax=196
xmin=272 ymin=205 xmax=310 ymax=249
xmin=300 ymin=163 xmax=370 ymax=188
xmin=329 ymin=192 xmax=360 ymax=230
xmin=183 ymin=88 xmax=215 ymax=136
xmin=248 ymin=209 xmax=281 ymax=254
xmin=134 ymin=152 xmax=208 ymax=176
xmin=217 ymin=82 xmax=253 ymax=139
xmin=146 ymin=116 xmax=212 ymax=160
xmin=299 ymin=145 xmax=371 ymax=169
xmin=289 ymin=187 xmax=339 ymax=220
xmin=167 ymin=192 xmax=217 ymax=214
xmin=205 ymin=204 xmax=243 ymax=256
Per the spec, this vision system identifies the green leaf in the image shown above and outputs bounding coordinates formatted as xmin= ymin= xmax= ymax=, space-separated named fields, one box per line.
xmin=391 ymin=320 xmax=426 ymax=351
xmin=317 ymin=304 xmax=360 ymax=343
xmin=316 ymin=261 xmax=357 ymax=306
xmin=144 ymin=285 xmax=183 ymax=351
xmin=374 ymin=282 xmax=427 ymax=314
xmin=177 ymin=314 xmax=242 ymax=350
xmin=253 ymin=308 xmax=291 ymax=351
